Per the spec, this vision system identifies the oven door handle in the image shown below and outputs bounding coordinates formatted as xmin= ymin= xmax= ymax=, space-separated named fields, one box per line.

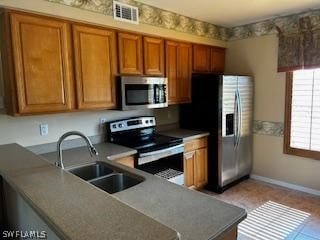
xmin=138 ymin=144 xmax=184 ymax=165
xmin=139 ymin=144 xmax=184 ymax=157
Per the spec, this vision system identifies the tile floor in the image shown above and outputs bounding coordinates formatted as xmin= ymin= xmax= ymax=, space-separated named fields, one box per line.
xmin=202 ymin=179 xmax=320 ymax=240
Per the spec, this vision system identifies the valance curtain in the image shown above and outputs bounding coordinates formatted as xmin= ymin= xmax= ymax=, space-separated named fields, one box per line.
xmin=277 ymin=16 xmax=320 ymax=72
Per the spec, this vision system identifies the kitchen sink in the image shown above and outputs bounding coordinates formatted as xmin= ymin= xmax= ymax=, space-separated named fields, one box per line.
xmin=68 ymin=162 xmax=114 ymax=181
xmin=67 ymin=161 xmax=143 ymax=194
xmin=89 ymin=173 xmax=143 ymax=194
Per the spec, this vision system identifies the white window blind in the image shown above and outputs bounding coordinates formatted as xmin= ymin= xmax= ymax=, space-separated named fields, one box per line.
xmin=290 ymin=68 xmax=320 ymax=151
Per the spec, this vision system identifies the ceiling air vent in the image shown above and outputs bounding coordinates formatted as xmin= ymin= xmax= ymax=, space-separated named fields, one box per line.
xmin=113 ymin=1 xmax=139 ymax=24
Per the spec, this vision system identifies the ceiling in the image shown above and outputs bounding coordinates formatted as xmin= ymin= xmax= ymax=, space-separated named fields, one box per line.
xmin=136 ymin=0 xmax=320 ymax=27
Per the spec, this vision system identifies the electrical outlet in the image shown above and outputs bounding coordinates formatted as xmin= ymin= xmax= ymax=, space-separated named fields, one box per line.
xmin=99 ymin=118 xmax=107 ymax=129
xmin=100 ymin=118 xmax=107 ymax=124
xmin=40 ymin=124 xmax=48 ymax=136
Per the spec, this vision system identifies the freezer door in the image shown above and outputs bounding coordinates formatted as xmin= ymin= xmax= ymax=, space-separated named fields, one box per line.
xmin=220 ymin=76 xmax=238 ymax=187
xmin=237 ymin=76 xmax=253 ymax=178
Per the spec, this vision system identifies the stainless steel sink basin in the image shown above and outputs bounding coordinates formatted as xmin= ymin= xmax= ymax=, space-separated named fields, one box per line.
xmin=68 ymin=162 xmax=114 ymax=181
xmin=89 ymin=173 xmax=143 ymax=194
xmin=67 ymin=161 xmax=143 ymax=194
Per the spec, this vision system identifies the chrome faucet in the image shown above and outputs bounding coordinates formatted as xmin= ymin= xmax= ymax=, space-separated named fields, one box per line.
xmin=56 ymin=131 xmax=98 ymax=169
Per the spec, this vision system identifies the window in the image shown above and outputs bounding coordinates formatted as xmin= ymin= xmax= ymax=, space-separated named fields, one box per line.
xmin=284 ymin=69 xmax=320 ymax=160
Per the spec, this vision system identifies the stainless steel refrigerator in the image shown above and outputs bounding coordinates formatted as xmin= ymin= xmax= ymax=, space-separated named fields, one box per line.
xmin=180 ymin=74 xmax=253 ymax=192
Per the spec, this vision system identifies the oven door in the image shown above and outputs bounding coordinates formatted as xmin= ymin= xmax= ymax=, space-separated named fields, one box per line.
xmin=136 ymin=144 xmax=185 ymax=185
xmin=121 ymin=77 xmax=168 ymax=110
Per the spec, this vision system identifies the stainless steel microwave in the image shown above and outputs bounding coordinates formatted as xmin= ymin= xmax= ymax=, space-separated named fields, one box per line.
xmin=120 ymin=76 xmax=168 ymax=110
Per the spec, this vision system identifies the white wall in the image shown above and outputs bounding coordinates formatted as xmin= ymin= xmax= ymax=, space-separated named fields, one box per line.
xmin=225 ymin=35 xmax=320 ymax=191
xmin=0 ymin=106 xmax=179 ymax=147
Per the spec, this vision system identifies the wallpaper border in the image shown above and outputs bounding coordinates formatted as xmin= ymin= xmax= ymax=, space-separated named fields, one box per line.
xmin=43 ymin=0 xmax=320 ymax=42
xmin=44 ymin=0 xmax=229 ymax=40
xmin=253 ymin=120 xmax=284 ymax=137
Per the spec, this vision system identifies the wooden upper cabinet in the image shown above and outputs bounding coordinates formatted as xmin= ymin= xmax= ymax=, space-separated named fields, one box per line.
xmin=178 ymin=43 xmax=192 ymax=103
xmin=193 ymin=44 xmax=226 ymax=73
xmin=143 ymin=36 xmax=164 ymax=75
xmin=211 ymin=47 xmax=225 ymax=73
xmin=73 ymin=24 xmax=117 ymax=109
xmin=166 ymin=41 xmax=192 ymax=105
xmin=193 ymin=44 xmax=211 ymax=72
xmin=9 ymin=12 xmax=74 ymax=114
xmin=166 ymin=41 xmax=179 ymax=104
xmin=118 ymin=32 xmax=143 ymax=75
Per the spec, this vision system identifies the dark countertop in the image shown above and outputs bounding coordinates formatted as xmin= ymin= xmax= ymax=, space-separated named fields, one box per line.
xmin=159 ymin=129 xmax=210 ymax=141
xmin=0 ymin=142 xmax=246 ymax=240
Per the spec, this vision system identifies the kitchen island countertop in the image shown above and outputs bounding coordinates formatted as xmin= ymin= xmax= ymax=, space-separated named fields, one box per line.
xmin=0 ymin=143 xmax=246 ymax=240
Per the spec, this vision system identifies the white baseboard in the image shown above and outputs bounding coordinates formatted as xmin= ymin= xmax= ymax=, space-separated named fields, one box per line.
xmin=250 ymin=174 xmax=320 ymax=197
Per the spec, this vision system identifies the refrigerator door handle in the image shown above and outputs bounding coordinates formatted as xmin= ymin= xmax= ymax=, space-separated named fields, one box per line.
xmin=234 ymin=92 xmax=238 ymax=148
xmin=235 ymin=90 xmax=242 ymax=149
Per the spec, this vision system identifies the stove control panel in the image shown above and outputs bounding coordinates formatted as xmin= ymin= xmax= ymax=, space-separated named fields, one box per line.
xmin=108 ymin=116 xmax=156 ymax=132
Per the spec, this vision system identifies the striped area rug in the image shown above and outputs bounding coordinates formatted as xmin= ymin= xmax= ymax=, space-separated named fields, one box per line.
xmin=238 ymin=201 xmax=310 ymax=240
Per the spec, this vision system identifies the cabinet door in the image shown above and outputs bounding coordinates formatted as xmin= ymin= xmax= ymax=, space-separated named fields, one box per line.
xmin=184 ymin=151 xmax=195 ymax=187
xmin=73 ymin=25 xmax=117 ymax=109
xmin=118 ymin=32 xmax=143 ymax=75
xmin=193 ymin=44 xmax=211 ymax=72
xmin=10 ymin=13 xmax=74 ymax=114
xmin=211 ymin=47 xmax=225 ymax=73
xmin=144 ymin=37 xmax=164 ymax=75
xmin=194 ymin=148 xmax=208 ymax=188
xmin=166 ymin=41 xmax=179 ymax=104
xmin=178 ymin=43 xmax=192 ymax=103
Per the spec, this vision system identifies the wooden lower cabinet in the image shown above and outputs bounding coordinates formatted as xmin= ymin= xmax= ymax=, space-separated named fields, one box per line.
xmin=114 ymin=155 xmax=135 ymax=168
xmin=183 ymin=137 xmax=208 ymax=189
xmin=194 ymin=148 xmax=208 ymax=188
xmin=184 ymin=151 xmax=195 ymax=187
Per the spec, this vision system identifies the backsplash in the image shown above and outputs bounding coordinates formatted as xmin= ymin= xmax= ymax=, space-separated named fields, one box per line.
xmin=44 ymin=0 xmax=229 ymax=40
xmin=253 ymin=120 xmax=284 ymax=137
xmin=0 ymin=105 xmax=179 ymax=147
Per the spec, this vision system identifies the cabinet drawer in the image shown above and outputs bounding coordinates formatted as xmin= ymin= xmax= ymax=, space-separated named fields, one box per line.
xmin=184 ymin=137 xmax=207 ymax=152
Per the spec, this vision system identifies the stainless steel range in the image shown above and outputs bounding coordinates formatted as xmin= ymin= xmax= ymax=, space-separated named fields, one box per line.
xmin=106 ymin=116 xmax=184 ymax=185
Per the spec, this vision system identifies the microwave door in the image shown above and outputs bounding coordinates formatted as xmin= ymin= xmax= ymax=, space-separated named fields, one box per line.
xmin=125 ymin=84 xmax=152 ymax=104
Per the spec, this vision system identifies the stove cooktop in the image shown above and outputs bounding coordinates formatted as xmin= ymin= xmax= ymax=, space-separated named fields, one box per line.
xmin=116 ymin=134 xmax=183 ymax=154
